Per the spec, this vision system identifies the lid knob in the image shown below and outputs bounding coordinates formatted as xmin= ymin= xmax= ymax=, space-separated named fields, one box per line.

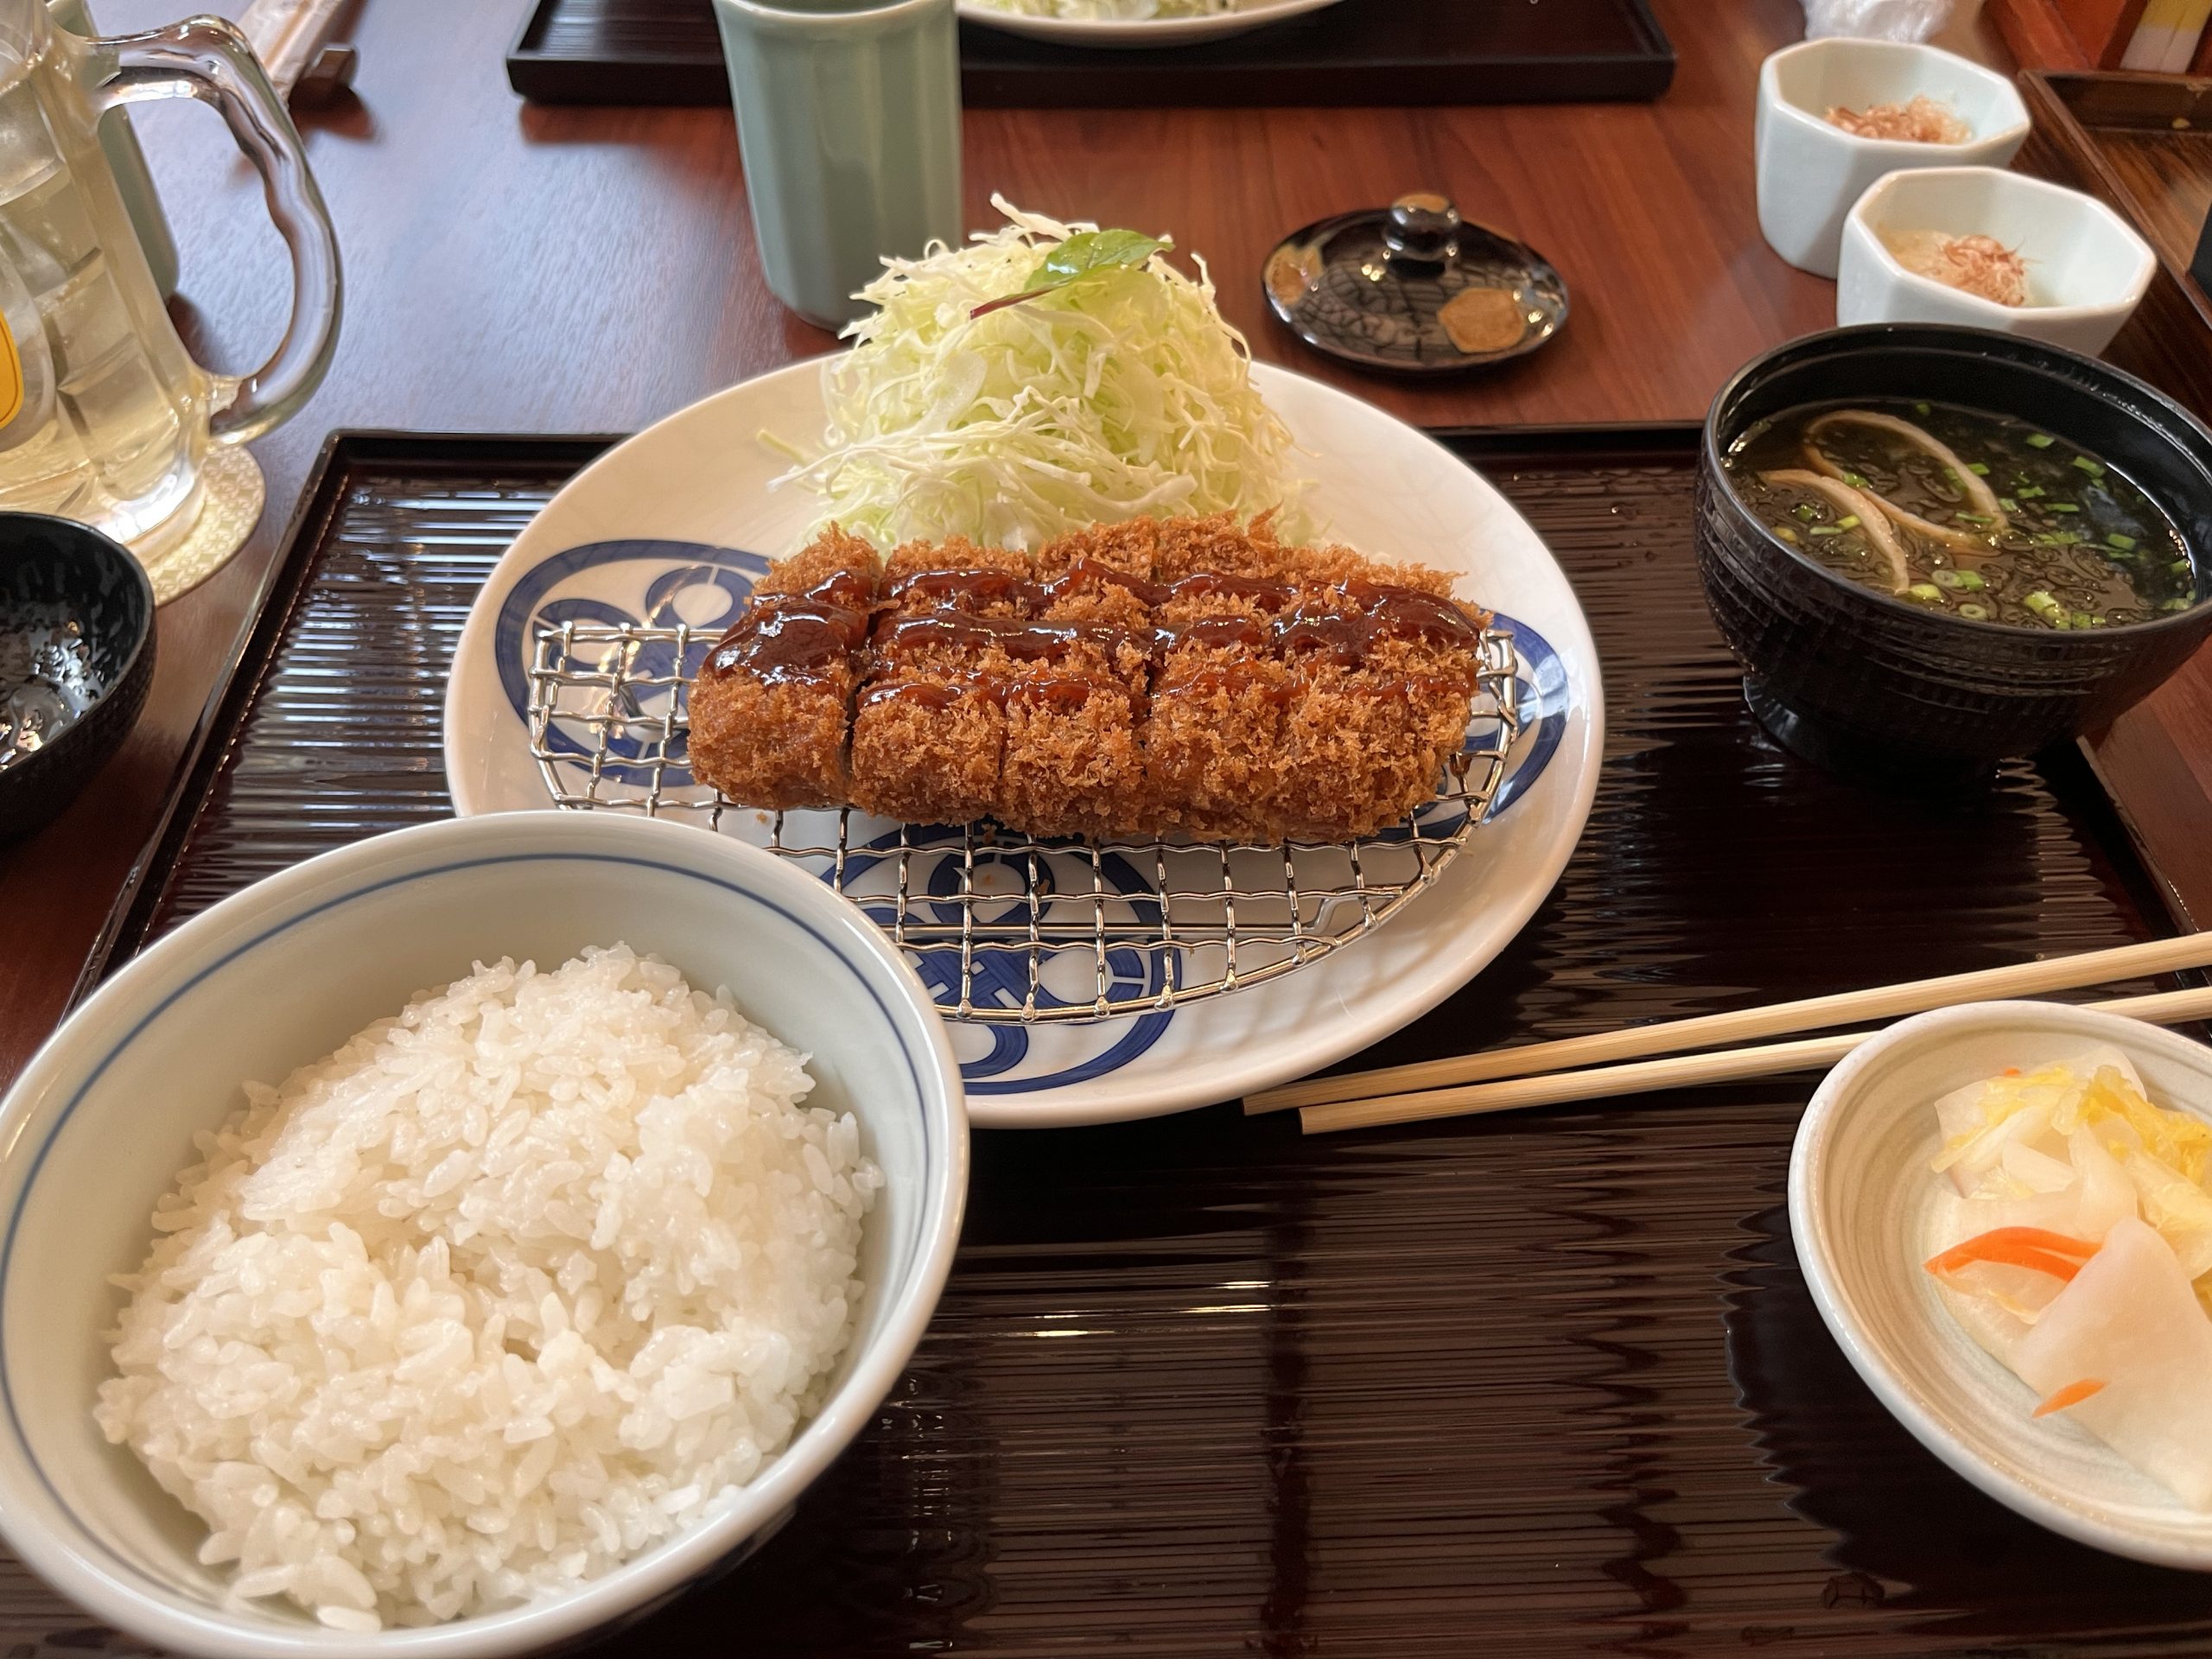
xmin=1385 ymin=193 xmax=1461 ymax=264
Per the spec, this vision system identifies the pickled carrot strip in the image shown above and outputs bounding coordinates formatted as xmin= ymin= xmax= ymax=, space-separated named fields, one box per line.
xmin=1968 ymin=1227 xmax=2099 ymax=1256
xmin=1924 ymin=1227 xmax=2100 ymax=1282
xmin=2031 ymin=1378 xmax=2107 ymax=1419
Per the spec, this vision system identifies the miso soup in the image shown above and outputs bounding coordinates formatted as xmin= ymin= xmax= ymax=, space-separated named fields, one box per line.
xmin=1726 ymin=398 xmax=2199 ymax=629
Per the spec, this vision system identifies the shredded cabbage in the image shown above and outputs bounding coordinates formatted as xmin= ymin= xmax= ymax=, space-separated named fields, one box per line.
xmin=771 ymin=198 xmax=1308 ymax=551
xmin=969 ymin=0 xmax=1228 ymax=17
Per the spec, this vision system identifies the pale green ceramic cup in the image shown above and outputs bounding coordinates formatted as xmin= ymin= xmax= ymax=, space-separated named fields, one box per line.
xmin=49 ymin=0 xmax=178 ymax=296
xmin=713 ymin=0 xmax=963 ymax=328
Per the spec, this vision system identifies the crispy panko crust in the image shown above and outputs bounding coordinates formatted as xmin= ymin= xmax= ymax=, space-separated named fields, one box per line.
xmin=683 ymin=526 xmax=877 ymax=809
xmin=687 ymin=514 xmax=1491 ymax=842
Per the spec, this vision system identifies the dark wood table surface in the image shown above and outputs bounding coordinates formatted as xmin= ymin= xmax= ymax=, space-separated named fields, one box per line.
xmin=3 ymin=0 xmax=2206 ymax=1096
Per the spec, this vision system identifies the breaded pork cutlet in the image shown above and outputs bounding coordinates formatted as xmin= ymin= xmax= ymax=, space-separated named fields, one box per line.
xmin=1268 ymin=546 xmax=1485 ymax=839
xmin=851 ymin=531 xmax=1159 ymax=833
xmin=685 ymin=514 xmax=1492 ymax=842
xmin=1143 ymin=556 xmax=1300 ymax=839
xmin=846 ymin=537 xmax=1025 ymax=826
xmin=685 ymin=526 xmax=877 ymax=809
xmin=1137 ymin=515 xmax=1486 ymax=841
xmin=1001 ymin=526 xmax=1154 ymax=837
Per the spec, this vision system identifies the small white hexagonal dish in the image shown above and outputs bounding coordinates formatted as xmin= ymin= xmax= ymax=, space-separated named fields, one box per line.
xmin=1838 ymin=167 xmax=2157 ymax=357
xmin=1790 ymin=999 xmax=2212 ymax=1569
xmin=1756 ymin=38 xmax=2031 ymax=278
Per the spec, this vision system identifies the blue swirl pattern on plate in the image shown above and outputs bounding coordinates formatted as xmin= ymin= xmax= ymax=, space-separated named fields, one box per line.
xmin=500 ymin=539 xmax=1571 ymax=1091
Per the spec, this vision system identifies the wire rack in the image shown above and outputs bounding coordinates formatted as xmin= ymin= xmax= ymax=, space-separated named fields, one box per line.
xmin=525 ymin=621 xmax=1522 ymax=1024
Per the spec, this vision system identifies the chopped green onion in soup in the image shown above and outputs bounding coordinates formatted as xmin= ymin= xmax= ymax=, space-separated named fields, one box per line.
xmin=1726 ymin=397 xmax=2192 ymax=629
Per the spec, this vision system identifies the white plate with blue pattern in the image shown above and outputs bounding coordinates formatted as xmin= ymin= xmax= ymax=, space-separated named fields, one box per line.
xmin=955 ymin=0 xmax=1345 ymax=49
xmin=444 ymin=356 xmax=1603 ymax=1128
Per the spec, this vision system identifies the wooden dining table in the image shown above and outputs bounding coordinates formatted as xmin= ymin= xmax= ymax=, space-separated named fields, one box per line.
xmin=13 ymin=3 xmax=2212 ymax=1654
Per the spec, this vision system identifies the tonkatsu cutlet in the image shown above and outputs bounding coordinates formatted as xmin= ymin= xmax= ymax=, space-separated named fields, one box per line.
xmin=686 ymin=515 xmax=1492 ymax=842
xmin=842 ymin=537 xmax=1016 ymax=826
xmin=685 ymin=526 xmax=876 ymax=810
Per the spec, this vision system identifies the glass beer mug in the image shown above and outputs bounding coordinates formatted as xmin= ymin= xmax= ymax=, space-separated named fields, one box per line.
xmin=0 ymin=1 xmax=338 ymax=558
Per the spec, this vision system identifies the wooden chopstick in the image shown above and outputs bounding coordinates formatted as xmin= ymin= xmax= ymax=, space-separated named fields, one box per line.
xmin=238 ymin=0 xmax=350 ymax=99
xmin=1297 ymin=984 xmax=2212 ymax=1135
xmin=1245 ymin=931 xmax=2212 ymax=1116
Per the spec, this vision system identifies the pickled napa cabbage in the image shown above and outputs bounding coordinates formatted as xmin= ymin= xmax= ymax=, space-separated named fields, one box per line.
xmin=1923 ymin=1049 xmax=2212 ymax=1507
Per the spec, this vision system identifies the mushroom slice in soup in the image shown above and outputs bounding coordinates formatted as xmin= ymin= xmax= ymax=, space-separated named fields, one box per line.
xmin=1805 ymin=408 xmax=2008 ymax=556
xmin=1760 ymin=467 xmax=1911 ymax=594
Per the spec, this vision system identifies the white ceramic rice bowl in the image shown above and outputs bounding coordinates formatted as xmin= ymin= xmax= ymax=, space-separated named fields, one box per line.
xmin=1791 ymin=999 xmax=2212 ymax=1569
xmin=0 ymin=811 xmax=968 ymax=1656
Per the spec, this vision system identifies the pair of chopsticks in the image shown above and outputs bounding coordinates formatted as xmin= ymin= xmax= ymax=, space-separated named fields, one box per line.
xmin=1243 ymin=932 xmax=2212 ymax=1135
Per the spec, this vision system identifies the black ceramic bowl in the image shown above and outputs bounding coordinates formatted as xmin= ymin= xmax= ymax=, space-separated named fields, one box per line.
xmin=0 ymin=513 xmax=155 ymax=840
xmin=1694 ymin=324 xmax=2212 ymax=782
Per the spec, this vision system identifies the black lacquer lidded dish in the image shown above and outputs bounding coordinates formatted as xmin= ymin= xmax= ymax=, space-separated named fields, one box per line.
xmin=1262 ymin=193 xmax=1568 ymax=375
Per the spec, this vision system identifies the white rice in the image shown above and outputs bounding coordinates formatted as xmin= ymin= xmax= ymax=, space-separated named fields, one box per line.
xmin=94 ymin=944 xmax=880 ymax=1630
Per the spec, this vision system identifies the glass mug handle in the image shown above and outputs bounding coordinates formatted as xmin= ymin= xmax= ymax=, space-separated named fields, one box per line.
xmin=81 ymin=17 xmax=340 ymax=446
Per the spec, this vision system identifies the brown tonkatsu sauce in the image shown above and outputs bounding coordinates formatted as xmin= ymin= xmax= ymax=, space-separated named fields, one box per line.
xmin=879 ymin=563 xmax=1478 ymax=651
xmin=706 ymin=601 xmax=870 ymax=684
xmin=703 ymin=567 xmax=878 ymax=686
xmin=887 ymin=557 xmax=1189 ymax=612
xmin=1276 ymin=590 xmax=1483 ymax=670
xmin=1176 ymin=616 xmax=1271 ymax=651
xmin=684 ymin=517 xmax=1494 ymax=843
xmin=875 ymin=610 xmax=1142 ymax=663
xmin=711 ymin=573 xmax=1483 ymax=696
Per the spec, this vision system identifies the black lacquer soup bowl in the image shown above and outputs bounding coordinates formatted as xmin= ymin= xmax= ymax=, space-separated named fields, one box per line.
xmin=1695 ymin=324 xmax=2212 ymax=783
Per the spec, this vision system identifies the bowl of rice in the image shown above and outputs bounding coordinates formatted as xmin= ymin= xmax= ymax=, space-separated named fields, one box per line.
xmin=0 ymin=810 xmax=967 ymax=1656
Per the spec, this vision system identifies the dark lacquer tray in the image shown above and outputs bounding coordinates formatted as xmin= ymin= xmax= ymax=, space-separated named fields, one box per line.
xmin=54 ymin=427 xmax=2212 ymax=1656
xmin=506 ymin=0 xmax=1675 ymax=109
